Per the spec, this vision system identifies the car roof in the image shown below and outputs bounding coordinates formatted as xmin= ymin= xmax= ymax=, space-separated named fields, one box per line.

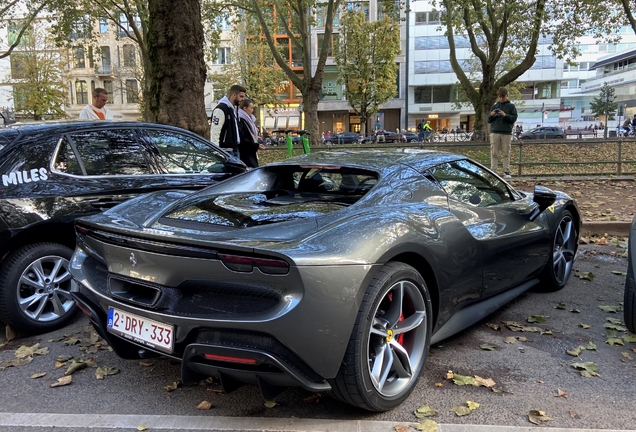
xmin=2 ymin=121 xmax=201 ymax=136
xmin=273 ymin=149 xmax=465 ymax=173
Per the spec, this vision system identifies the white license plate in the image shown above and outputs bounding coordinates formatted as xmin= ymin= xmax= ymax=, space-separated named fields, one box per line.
xmin=107 ymin=307 xmax=174 ymax=354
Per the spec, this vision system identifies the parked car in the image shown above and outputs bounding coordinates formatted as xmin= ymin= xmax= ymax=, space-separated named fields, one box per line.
xmin=520 ymin=126 xmax=565 ymax=140
xmin=70 ymin=150 xmax=580 ymax=412
xmin=0 ymin=121 xmax=245 ymax=334
xmin=402 ymin=132 xmax=420 ymax=142
xmin=361 ymin=131 xmax=405 ymax=143
xmin=625 ymin=215 xmax=636 ymax=333
xmin=322 ymin=132 xmax=363 ymax=145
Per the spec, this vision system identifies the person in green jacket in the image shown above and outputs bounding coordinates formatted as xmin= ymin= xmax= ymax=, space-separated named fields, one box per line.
xmin=487 ymin=87 xmax=518 ymax=178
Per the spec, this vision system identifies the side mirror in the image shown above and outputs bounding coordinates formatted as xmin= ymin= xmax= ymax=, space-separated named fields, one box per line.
xmin=533 ymin=185 xmax=556 ymax=212
xmin=226 ymin=157 xmax=247 ymax=174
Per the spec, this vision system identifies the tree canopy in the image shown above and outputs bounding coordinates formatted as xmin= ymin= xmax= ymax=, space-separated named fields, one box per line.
xmin=589 ymin=82 xmax=617 ymax=138
xmin=335 ymin=10 xmax=401 ymax=135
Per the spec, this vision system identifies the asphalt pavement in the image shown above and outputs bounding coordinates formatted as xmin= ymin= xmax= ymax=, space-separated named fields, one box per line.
xmin=1 ymin=244 xmax=635 ymax=432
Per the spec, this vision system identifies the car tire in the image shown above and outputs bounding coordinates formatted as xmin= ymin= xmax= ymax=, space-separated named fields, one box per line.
xmin=325 ymin=140 xmax=333 ymax=145
xmin=625 ymin=252 xmax=636 ymax=333
xmin=0 ymin=243 xmax=77 ymax=334
xmin=329 ymin=262 xmax=432 ymax=411
xmin=554 ymin=135 xmax=563 ymax=139
xmin=538 ymin=210 xmax=578 ymax=292
xmin=409 ymin=139 xmax=418 ymax=143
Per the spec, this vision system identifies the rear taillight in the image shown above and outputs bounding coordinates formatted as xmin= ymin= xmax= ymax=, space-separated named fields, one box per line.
xmin=76 ymin=225 xmax=90 ymax=235
xmin=203 ymin=353 xmax=257 ymax=364
xmin=219 ymin=253 xmax=289 ymax=275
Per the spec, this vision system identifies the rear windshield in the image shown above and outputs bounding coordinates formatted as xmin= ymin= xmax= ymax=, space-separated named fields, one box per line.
xmin=162 ymin=165 xmax=379 ymax=227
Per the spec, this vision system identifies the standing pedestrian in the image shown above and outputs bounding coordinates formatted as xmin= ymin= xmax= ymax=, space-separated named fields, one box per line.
xmin=79 ymin=88 xmax=115 ymax=120
xmin=487 ymin=87 xmax=518 ymax=178
xmin=238 ymin=99 xmax=265 ymax=168
xmin=210 ymin=84 xmax=246 ymax=158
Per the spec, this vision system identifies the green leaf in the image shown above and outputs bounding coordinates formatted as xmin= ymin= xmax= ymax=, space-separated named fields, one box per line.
xmin=606 ymin=337 xmax=624 ymax=346
xmin=586 ymin=341 xmax=597 ymax=350
xmin=63 ymin=337 xmax=80 ymax=346
xmin=575 ymin=271 xmax=595 ymax=281
xmin=409 ymin=420 xmax=438 ymax=432
xmin=451 ymin=374 xmax=474 ymax=386
xmin=572 ymin=361 xmax=601 ymax=377
xmin=264 ymin=400 xmax=278 ymax=408
xmin=527 ymin=315 xmax=548 ymax=323
xmin=623 ymin=333 xmax=636 ymax=343
xmin=479 ymin=343 xmax=496 ymax=351
xmin=466 ymin=400 xmax=480 ymax=410
xmin=414 ymin=405 xmax=437 ymax=418
xmin=450 ymin=405 xmax=472 ymax=416
xmin=580 ymin=323 xmax=591 ymax=329
xmin=607 ymin=318 xmax=625 ymax=325
xmin=604 ymin=323 xmax=628 ymax=332
xmin=555 ymin=302 xmax=566 ymax=310
xmin=95 ymin=366 xmax=120 ymax=380
xmin=611 ymin=270 xmax=627 ymax=276
xmin=599 ymin=305 xmax=621 ymax=313
xmin=566 ymin=346 xmax=586 ymax=356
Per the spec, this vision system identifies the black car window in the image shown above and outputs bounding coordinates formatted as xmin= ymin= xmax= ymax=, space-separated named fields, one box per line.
xmin=65 ymin=129 xmax=151 ymax=176
xmin=146 ymin=129 xmax=228 ymax=174
xmin=53 ymin=142 xmax=83 ymax=175
xmin=430 ymin=160 xmax=512 ymax=207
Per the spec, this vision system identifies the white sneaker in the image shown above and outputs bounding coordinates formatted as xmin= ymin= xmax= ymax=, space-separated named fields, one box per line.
xmin=503 ymin=171 xmax=512 ymax=179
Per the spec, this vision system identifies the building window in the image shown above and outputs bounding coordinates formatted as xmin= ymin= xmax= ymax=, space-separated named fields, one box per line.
xmin=126 ymin=79 xmax=139 ymax=103
xmin=415 ymin=12 xmax=427 ymax=25
xmin=377 ymin=0 xmax=399 ymax=20
xmin=213 ymin=47 xmax=231 ymax=65
xmin=214 ymin=13 xmax=232 ymax=30
xmin=317 ymin=33 xmax=339 ymax=57
xmin=99 ymin=46 xmax=111 ymax=74
xmin=10 ymin=53 xmax=29 ymax=79
xmin=414 ymin=86 xmax=432 ymax=104
xmin=345 ymin=1 xmax=369 ymax=21
xmin=414 ymin=60 xmax=453 ymax=74
xmin=316 ymin=5 xmax=340 ymax=27
xmin=76 ymin=80 xmax=88 ymax=104
xmin=123 ymin=44 xmax=136 ymax=67
xmin=12 ymin=86 xmax=28 ymax=111
xmin=99 ymin=18 xmax=109 ymax=33
xmin=69 ymin=15 xmax=91 ymax=39
xmin=73 ymin=46 xmax=85 ymax=68
xmin=103 ymin=81 xmax=114 ymax=103
xmin=119 ymin=13 xmax=141 ymax=37
xmin=428 ymin=10 xmax=440 ymax=24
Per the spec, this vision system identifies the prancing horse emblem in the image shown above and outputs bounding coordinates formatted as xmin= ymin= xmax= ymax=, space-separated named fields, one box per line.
xmin=129 ymin=253 xmax=137 ymax=267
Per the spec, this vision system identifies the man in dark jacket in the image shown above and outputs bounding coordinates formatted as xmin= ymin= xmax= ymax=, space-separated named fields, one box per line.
xmin=487 ymin=87 xmax=518 ymax=178
xmin=210 ymin=84 xmax=246 ymax=157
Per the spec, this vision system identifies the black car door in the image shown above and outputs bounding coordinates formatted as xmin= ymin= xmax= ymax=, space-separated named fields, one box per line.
xmin=142 ymin=127 xmax=234 ymax=189
xmin=429 ymin=160 xmax=550 ymax=298
xmin=53 ymin=128 xmax=168 ymax=214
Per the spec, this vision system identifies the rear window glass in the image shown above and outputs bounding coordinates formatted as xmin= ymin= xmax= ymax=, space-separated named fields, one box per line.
xmin=161 ymin=165 xmax=379 ymax=227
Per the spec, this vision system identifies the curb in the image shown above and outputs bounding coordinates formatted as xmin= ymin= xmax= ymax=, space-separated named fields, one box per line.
xmin=0 ymin=413 xmax=633 ymax=432
xmin=581 ymin=221 xmax=631 ymax=237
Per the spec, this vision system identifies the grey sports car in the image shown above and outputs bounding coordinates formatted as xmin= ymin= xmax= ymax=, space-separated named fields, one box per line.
xmin=69 ymin=150 xmax=580 ymax=411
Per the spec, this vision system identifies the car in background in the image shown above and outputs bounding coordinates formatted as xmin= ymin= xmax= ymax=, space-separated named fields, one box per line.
xmin=322 ymin=132 xmax=363 ymax=145
xmin=0 ymin=121 xmax=245 ymax=334
xmin=361 ymin=131 xmax=406 ymax=143
xmin=70 ymin=149 xmax=580 ymax=412
xmin=625 ymin=215 xmax=636 ymax=333
xmin=520 ymin=126 xmax=565 ymax=140
xmin=402 ymin=132 xmax=420 ymax=142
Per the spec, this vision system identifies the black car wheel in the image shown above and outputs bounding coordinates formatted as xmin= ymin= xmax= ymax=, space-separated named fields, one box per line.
xmin=0 ymin=243 xmax=77 ymax=333
xmin=330 ymin=262 xmax=431 ymax=411
xmin=538 ymin=210 xmax=578 ymax=292
xmin=409 ymin=139 xmax=418 ymax=143
xmin=554 ymin=135 xmax=563 ymax=139
xmin=625 ymin=251 xmax=636 ymax=333
xmin=324 ymin=140 xmax=333 ymax=145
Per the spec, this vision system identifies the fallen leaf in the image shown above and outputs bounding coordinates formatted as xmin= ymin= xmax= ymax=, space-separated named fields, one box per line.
xmin=555 ymin=302 xmax=566 ymax=310
xmin=164 ymin=381 xmax=181 ymax=392
xmin=50 ymin=375 xmax=72 ymax=388
xmin=196 ymin=400 xmax=213 ymax=410
xmin=479 ymin=343 xmax=496 ymax=351
xmin=504 ymin=337 xmax=517 ymax=344
xmin=264 ymin=400 xmax=278 ymax=408
xmin=0 ymin=356 xmax=33 ymax=370
xmin=572 ymin=361 xmax=601 ymax=377
xmin=56 ymin=355 xmax=73 ymax=362
xmin=452 ymin=374 xmax=474 ymax=386
xmin=466 ymin=401 xmax=480 ymax=410
xmin=137 ymin=425 xmax=149 ymax=431
xmin=5 ymin=326 xmax=17 ymax=342
xmin=606 ymin=337 xmax=625 ymax=346
xmin=580 ymin=323 xmax=591 ymax=329
xmin=414 ymin=405 xmax=437 ymax=418
xmin=85 ymin=358 xmax=98 ymax=368
xmin=528 ymin=410 xmax=553 ymax=424
xmin=434 ymin=382 xmax=443 ymax=387
xmin=586 ymin=341 xmax=597 ymax=350
xmin=95 ymin=366 xmax=119 ymax=380
xmin=517 ymin=336 xmax=528 ymax=342
xmin=450 ymin=405 xmax=472 ymax=416
xmin=604 ymin=323 xmax=628 ymax=332
xmin=611 ymin=270 xmax=627 ymax=276
xmin=409 ymin=419 xmax=438 ymax=432
xmin=621 ymin=352 xmax=634 ymax=360
xmin=139 ymin=361 xmax=154 ymax=367
xmin=575 ymin=271 xmax=595 ymax=281
xmin=303 ymin=393 xmax=322 ymax=403
xmin=394 ymin=426 xmax=410 ymax=432
xmin=445 ymin=370 xmax=454 ymax=380
xmin=623 ymin=333 xmax=636 ymax=343
xmin=556 ymin=389 xmax=568 ymax=398
xmin=30 ymin=372 xmax=46 ymax=379
xmin=15 ymin=344 xmax=49 ymax=359
xmin=570 ymin=309 xmax=581 ymax=313
xmin=63 ymin=337 xmax=80 ymax=346
xmin=65 ymin=359 xmax=87 ymax=376
xmin=486 ymin=323 xmax=501 ymax=331
xmin=472 ymin=375 xmax=496 ymax=388
xmin=527 ymin=315 xmax=548 ymax=323
xmin=607 ymin=318 xmax=625 ymax=325
xmin=567 ymin=346 xmax=586 ymax=356
xmin=599 ymin=305 xmax=620 ymax=313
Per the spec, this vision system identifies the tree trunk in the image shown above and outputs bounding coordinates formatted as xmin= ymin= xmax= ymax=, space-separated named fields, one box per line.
xmin=146 ymin=0 xmax=209 ymax=139
xmin=303 ymin=87 xmax=320 ymax=148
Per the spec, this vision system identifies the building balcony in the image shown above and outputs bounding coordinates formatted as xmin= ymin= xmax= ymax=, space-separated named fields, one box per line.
xmin=95 ymin=66 xmax=113 ymax=76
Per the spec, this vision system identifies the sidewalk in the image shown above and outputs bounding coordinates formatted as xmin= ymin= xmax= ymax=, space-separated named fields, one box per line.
xmin=0 ymin=413 xmax=633 ymax=432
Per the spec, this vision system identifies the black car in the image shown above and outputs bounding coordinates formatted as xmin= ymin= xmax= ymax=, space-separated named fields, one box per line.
xmin=361 ymin=131 xmax=406 ymax=143
xmin=0 ymin=121 xmax=245 ymax=334
xmin=625 ymin=215 xmax=636 ymax=333
xmin=402 ymin=132 xmax=420 ymax=142
xmin=520 ymin=126 xmax=565 ymax=140
xmin=322 ymin=132 xmax=363 ymax=145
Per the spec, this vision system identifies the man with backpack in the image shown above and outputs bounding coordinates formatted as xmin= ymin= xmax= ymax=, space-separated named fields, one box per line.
xmin=210 ymin=85 xmax=246 ymax=157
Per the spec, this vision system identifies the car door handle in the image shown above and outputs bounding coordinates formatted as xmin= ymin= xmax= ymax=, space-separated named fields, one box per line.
xmin=89 ymin=199 xmax=122 ymax=209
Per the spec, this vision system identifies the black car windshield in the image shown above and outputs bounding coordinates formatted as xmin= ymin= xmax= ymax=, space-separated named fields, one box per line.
xmin=162 ymin=165 xmax=379 ymax=227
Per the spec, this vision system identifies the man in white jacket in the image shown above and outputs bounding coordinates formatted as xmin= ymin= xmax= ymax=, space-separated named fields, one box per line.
xmin=210 ymin=85 xmax=246 ymax=157
xmin=79 ymin=88 xmax=115 ymax=120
